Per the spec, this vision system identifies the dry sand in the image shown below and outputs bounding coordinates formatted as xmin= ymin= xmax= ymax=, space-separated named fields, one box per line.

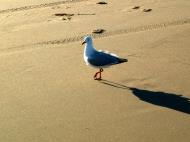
xmin=0 ymin=0 xmax=190 ymax=142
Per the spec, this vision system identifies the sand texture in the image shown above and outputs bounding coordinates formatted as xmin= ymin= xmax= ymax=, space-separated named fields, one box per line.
xmin=0 ymin=0 xmax=190 ymax=142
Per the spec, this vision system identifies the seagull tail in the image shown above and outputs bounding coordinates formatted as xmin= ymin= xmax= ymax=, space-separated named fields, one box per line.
xmin=118 ymin=58 xmax=128 ymax=64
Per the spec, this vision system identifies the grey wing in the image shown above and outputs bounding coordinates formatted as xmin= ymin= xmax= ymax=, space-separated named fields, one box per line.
xmin=87 ymin=51 xmax=120 ymax=66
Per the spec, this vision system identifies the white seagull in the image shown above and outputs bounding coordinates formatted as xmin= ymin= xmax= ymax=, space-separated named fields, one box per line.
xmin=82 ymin=36 xmax=128 ymax=80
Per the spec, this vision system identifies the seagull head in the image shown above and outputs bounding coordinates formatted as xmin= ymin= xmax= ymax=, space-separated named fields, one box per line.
xmin=82 ymin=36 xmax=93 ymax=45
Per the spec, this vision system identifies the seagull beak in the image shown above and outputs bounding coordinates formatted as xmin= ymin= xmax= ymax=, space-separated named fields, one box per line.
xmin=82 ymin=41 xmax=86 ymax=45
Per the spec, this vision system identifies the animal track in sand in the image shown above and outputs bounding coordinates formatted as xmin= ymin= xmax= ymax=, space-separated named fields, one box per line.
xmin=53 ymin=13 xmax=95 ymax=21
xmin=35 ymin=18 xmax=190 ymax=45
xmin=1 ymin=18 xmax=190 ymax=53
xmin=132 ymin=6 xmax=140 ymax=10
xmin=55 ymin=13 xmax=74 ymax=16
xmin=122 ymin=6 xmax=141 ymax=13
xmin=122 ymin=6 xmax=152 ymax=13
xmin=0 ymin=0 xmax=88 ymax=14
xmin=92 ymin=29 xmax=106 ymax=34
xmin=96 ymin=1 xmax=108 ymax=5
xmin=143 ymin=9 xmax=152 ymax=12
xmin=54 ymin=13 xmax=75 ymax=21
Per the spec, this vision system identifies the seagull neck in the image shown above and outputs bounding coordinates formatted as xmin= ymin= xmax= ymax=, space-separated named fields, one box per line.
xmin=85 ymin=42 xmax=96 ymax=55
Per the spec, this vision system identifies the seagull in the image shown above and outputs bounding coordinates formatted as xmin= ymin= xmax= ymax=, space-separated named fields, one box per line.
xmin=82 ymin=36 xmax=128 ymax=80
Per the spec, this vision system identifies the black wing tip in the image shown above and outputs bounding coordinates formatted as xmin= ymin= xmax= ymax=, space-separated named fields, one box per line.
xmin=118 ymin=58 xmax=128 ymax=63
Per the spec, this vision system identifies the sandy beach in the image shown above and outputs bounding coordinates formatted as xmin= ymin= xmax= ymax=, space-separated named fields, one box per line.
xmin=0 ymin=0 xmax=190 ymax=141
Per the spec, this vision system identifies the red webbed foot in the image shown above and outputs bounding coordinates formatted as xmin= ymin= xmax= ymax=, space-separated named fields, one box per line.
xmin=93 ymin=68 xmax=103 ymax=80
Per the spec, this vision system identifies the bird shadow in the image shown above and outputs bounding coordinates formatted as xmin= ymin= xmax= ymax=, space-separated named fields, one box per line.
xmin=99 ymin=79 xmax=190 ymax=115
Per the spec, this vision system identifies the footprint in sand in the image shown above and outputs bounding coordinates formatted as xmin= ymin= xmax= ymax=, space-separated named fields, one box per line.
xmin=132 ymin=6 xmax=140 ymax=10
xmin=122 ymin=6 xmax=141 ymax=12
xmin=122 ymin=6 xmax=152 ymax=13
xmin=96 ymin=1 xmax=108 ymax=5
xmin=54 ymin=13 xmax=74 ymax=17
xmin=92 ymin=29 xmax=106 ymax=34
xmin=143 ymin=8 xmax=152 ymax=12
xmin=54 ymin=13 xmax=75 ymax=21
xmin=53 ymin=12 xmax=95 ymax=22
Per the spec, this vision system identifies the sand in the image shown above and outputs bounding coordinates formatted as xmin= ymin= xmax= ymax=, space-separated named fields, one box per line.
xmin=0 ymin=0 xmax=190 ymax=142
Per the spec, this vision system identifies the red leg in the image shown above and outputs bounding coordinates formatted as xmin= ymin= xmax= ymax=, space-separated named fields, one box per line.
xmin=94 ymin=68 xmax=103 ymax=80
xmin=94 ymin=71 xmax=99 ymax=79
xmin=99 ymin=68 xmax=103 ymax=79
